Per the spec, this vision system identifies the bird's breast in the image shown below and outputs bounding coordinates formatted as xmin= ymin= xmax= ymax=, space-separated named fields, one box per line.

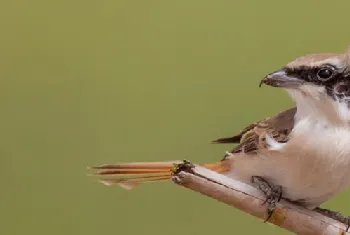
xmin=267 ymin=118 xmax=350 ymax=206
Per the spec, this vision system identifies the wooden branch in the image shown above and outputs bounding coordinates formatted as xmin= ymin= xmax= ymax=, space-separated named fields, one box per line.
xmin=172 ymin=162 xmax=349 ymax=235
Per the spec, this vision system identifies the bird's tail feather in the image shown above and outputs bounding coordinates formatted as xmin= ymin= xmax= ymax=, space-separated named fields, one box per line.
xmin=89 ymin=160 xmax=230 ymax=190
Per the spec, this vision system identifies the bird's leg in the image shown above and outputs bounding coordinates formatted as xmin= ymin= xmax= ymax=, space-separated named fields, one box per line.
xmin=314 ymin=207 xmax=350 ymax=231
xmin=252 ymin=176 xmax=282 ymax=222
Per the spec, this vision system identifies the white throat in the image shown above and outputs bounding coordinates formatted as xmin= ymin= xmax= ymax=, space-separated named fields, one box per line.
xmin=286 ymin=85 xmax=350 ymax=125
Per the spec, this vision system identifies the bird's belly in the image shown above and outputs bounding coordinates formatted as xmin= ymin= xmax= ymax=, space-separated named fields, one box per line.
xmin=227 ymin=122 xmax=350 ymax=208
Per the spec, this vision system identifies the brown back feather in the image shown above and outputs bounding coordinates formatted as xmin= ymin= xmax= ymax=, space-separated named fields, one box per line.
xmin=213 ymin=108 xmax=296 ymax=157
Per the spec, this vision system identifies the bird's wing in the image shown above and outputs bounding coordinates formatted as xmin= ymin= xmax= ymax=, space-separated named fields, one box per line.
xmin=213 ymin=107 xmax=296 ymax=155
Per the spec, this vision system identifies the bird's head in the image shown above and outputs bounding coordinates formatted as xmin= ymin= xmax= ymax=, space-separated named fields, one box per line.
xmin=261 ymin=46 xmax=350 ymax=124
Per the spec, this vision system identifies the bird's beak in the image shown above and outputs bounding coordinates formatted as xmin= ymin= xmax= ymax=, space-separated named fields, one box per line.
xmin=260 ymin=69 xmax=304 ymax=88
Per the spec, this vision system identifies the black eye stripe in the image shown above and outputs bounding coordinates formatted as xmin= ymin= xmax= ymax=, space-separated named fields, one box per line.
xmin=284 ymin=65 xmax=350 ymax=101
xmin=285 ymin=67 xmax=316 ymax=82
xmin=285 ymin=66 xmax=339 ymax=83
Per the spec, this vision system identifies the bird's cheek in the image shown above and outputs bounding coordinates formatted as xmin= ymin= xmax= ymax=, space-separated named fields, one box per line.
xmin=299 ymin=85 xmax=326 ymax=99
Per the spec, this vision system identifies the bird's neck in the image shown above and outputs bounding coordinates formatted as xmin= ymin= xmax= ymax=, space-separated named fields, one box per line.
xmin=286 ymin=87 xmax=350 ymax=126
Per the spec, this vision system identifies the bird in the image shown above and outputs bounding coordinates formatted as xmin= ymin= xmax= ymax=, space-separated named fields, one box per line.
xmin=90 ymin=46 xmax=350 ymax=226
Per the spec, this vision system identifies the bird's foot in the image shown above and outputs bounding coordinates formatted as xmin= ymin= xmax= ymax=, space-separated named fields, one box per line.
xmin=252 ymin=176 xmax=282 ymax=222
xmin=314 ymin=207 xmax=350 ymax=231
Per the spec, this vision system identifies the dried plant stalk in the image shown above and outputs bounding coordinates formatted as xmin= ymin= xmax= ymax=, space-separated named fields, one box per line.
xmin=172 ymin=163 xmax=349 ymax=235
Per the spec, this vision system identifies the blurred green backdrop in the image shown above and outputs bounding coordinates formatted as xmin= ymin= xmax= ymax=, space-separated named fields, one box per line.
xmin=1 ymin=0 xmax=350 ymax=234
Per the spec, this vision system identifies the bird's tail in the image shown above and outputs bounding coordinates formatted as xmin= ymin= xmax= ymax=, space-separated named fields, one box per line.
xmin=89 ymin=160 xmax=231 ymax=190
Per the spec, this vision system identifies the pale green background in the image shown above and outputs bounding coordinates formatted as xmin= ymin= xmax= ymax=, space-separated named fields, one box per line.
xmin=1 ymin=1 xmax=350 ymax=234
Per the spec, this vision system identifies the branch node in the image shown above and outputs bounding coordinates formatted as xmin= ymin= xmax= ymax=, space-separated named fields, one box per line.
xmin=172 ymin=175 xmax=184 ymax=185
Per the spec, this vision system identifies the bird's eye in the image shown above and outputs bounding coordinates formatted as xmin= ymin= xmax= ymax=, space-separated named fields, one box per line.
xmin=316 ymin=68 xmax=334 ymax=81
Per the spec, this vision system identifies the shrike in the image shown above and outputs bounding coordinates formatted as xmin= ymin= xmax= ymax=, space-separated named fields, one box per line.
xmin=91 ymin=46 xmax=350 ymax=226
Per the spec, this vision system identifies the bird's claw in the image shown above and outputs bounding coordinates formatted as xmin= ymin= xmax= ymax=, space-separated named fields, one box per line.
xmin=171 ymin=160 xmax=194 ymax=175
xmin=252 ymin=176 xmax=282 ymax=222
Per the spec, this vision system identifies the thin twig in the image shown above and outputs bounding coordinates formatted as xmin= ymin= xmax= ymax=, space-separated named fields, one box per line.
xmin=172 ymin=162 xmax=349 ymax=235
